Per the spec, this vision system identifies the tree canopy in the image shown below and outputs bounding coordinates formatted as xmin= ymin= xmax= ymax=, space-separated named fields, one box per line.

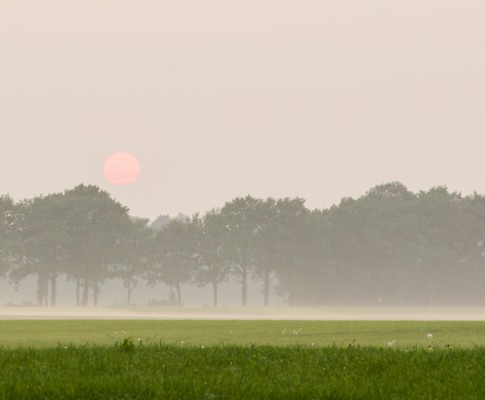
xmin=2 ymin=182 xmax=485 ymax=307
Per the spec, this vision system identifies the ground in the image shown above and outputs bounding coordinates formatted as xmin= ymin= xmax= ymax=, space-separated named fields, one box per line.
xmin=1 ymin=305 xmax=484 ymax=320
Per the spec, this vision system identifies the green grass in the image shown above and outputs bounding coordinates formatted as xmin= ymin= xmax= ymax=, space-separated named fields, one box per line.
xmin=1 ymin=343 xmax=485 ymax=399
xmin=1 ymin=321 xmax=485 ymax=399
xmin=1 ymin=320 xmax=485 ymax=348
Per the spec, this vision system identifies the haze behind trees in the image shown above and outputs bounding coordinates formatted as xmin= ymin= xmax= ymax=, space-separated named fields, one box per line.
xmin=2 ymin=2 xmax=485 ymax=223
xmin=1 ymin=181 xmax=485 ymax=308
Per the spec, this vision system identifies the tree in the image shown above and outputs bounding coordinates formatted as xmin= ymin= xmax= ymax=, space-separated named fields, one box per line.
xmin=250 ymin=197 xmax=279 ymax=306
xmin=270 ymin=200 xmax=328 ymax=306
xmin=218 ymin=196 xmax=265 ymax=306
xmin=63 ymin=184 xmax=132 ymax=306
xmin=191 ymin=211 xmax=230 ymax=307
xmin=412 ymin=187 xmax=465 ymax=305
xmin=458 ymin=193 xmax=485 ymax=304
xmin=362 ymin=183 xmax=419 ymax=305
xmin=11 ymin=193 xmax=70 ymax=306
xmin=0 ymin=195 xmax=18 ymax=279
xmin=109 ymin=217 xmax=154 ymax=306
xmin=151 ymin=215 xmax=171 ymax=231
xmin=323 ymin=182 xmax=418 ymax=305
xmin=151 ymin=217 xmax=197 ymax=306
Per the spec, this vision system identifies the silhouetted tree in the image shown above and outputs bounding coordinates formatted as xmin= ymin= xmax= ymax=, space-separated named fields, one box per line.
xmin=11 ymin=193 xmax=70 ymax=306
xmin=109 ymin=217 xmax=154 ymax=305
xmin=218 ymin=196 xmax=265 ymax=306
xmin=0 ymin=195 xmax=18 ymax=280
xmin=151 ymin=217 xmax=197 ymax=305
xmin=63 ymin=184 xmax=131 ymax=306
xmin=191 ymin=211 xmax=230 ymax=307
xmin=271 ymin=201 xmax=328 ymax=306
xmin=413 ymin=187 xmax=465 ymax=305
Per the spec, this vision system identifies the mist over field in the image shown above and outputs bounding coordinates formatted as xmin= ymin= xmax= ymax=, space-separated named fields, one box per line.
xmin=0 ymin=276 xmax=269 ymax=308
xmin=2 ymin=182 xmax=485 ymax=312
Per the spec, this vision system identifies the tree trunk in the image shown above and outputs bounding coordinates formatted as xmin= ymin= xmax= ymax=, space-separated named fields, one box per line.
xmin=175 ymin=282 xmax=182 ymax=306
xmin=76 ymin=278 xmax=80 ymax=306
xmin=127 ymin=278 xmax=132 ymax=306
xmin=263 ymin=269 xmax=270 ymax=307
xmin=37 ymin=274 xmax=48 ymax=307
xmin=212 ymin=281 xmax=218 ymax=307
xmin=241 ymin=264 xmax=247 ymax=306
xmin=82 ymin=278 xmax=89 ymax=306
xmin=44 ymin=278 xmax=48 ymax=307
xmin=50 ymin=273 xmax=57 ymax=307
xmin=93 ymin=280 xmax=99 ymax=306
xmin=169 ymin=287 xmax=176 ymax=305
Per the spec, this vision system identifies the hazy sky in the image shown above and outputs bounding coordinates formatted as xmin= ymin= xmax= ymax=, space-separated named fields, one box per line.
xmin=1 ymin=1 xmax=485 ymax=220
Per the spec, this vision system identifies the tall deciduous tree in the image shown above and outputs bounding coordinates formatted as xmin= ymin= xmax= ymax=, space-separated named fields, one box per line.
xmin=218 ymin=196 xmax=264 ymax=306
xmin=270 ymin=200 xmax=328 ymax=306
xmin=413 ymin=187 xmax=465 ymax=305
xmin=360 ymin=182 xmax=418 ymax=305
xmin=324 ymin=182 xmax=418 ymax=306
xmin=63 ymin=184 xmax=131 ymax=306
xmin=0 ymin=195 xmax=17 ymax=279
xmin=151 ymin=217 xmax=197 ymax=306
xmin=109 ymin=217 xmax=154 ymax=306
xmin=11 ymin=193 xmax=70 ymax=306
xmin=458 ymin=193 xmax=485 ymax=303
xmin=192 ymin=211 xmax=230 ymax=307
xmin=250 ymin=197 xmax=279 ymax=307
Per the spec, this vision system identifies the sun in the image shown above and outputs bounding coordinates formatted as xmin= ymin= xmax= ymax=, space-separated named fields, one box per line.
xmin=103 ymin=152 xmax=141 ymax=185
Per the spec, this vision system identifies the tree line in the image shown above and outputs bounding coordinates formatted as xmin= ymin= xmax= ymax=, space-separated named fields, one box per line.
xmin=1 ymin=182 xmax=485 ymax=307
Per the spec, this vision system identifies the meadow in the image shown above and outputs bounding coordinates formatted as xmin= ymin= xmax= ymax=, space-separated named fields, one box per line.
xmin=1 ymin=319 xmax=485 ymax=348
xmin=1 ymin=319 xmax=485 ymax=399
xmin=1 ymin=343 xmax=485 ymax=399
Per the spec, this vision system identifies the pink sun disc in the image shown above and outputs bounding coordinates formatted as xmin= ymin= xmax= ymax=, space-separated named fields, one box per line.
xmin=103 ymin=152 xmax=141 ymax=185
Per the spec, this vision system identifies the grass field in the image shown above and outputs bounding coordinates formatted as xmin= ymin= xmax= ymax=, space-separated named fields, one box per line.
xmin=1 ymin=343 xmax=485 ymax=399
xmin=1 ymin=319 xmax=485 ymax=348
xmin=1 ymin=319 xmax=485 ymax=399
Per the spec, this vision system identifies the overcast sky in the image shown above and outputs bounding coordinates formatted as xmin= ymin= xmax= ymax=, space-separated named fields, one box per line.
xmin=1 ymin=1 xmax=485 ymax=220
